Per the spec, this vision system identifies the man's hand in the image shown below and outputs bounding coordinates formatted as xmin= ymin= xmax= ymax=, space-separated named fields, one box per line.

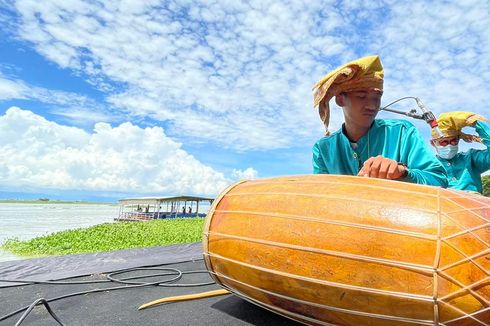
xmin=466 ymin=113 xmax=488 ymax=127
xmin=358 ymin=155 xmax=407 ymax=180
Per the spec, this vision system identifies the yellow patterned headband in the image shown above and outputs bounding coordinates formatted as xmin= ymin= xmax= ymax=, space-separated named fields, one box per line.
xmin=312 ymin=55 xmax=384 ymax=135
xmin=431 ymin=111 xmax=487 ymax=143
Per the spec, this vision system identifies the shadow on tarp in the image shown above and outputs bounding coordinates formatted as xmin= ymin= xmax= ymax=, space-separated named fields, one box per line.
xmin=212 ymin=295 xmax=303 ymax=325
xmin=0 ymin=243 xmax=301 ymax=325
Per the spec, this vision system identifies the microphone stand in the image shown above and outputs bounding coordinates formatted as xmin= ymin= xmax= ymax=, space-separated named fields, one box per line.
xmin=380 ymin=96 xmax=443 ymax=138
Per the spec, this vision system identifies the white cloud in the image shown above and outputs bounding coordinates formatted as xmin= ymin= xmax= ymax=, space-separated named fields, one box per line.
xmin=0 ymin=73 xmax=119 ymax=125
xmin=49 ymin=107 xmax=112 ymax=125
xmin=0 ymin=76 xmax=29 ymax=99
xmin=11 ymin=0 xmax=347 ymax=150
xmin=2 ymin=0 xmax=489 ymax=151
xmin=372 ymin=1 xmax=490 ymax=109
xmin=0 ymin=107 xmax=231 ymax=196
xmin=232 ymin=167 xmax=258 ymax=180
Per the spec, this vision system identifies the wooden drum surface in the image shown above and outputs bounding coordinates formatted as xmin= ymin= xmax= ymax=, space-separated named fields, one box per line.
xmin=203 ymin=175 xmax=490 ymax=326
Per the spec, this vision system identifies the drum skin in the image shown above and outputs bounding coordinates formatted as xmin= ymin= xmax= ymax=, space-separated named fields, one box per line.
xmin=202 ymin=175 xmax=490 ymax=326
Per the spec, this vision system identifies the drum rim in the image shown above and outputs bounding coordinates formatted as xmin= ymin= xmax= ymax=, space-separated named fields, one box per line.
xmin=203 ymin=179 xmax=248 ymax=286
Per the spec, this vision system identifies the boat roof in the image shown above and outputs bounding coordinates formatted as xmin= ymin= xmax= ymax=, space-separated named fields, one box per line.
xmin=118 ymin=195 xmax=214 ymax=205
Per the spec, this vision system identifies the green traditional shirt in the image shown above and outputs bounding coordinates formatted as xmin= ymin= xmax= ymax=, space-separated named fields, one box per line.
xmin=313 ymin=119 xmax=447 ymax=187
xmin=436 ymin=121 xmax=490 ymax=193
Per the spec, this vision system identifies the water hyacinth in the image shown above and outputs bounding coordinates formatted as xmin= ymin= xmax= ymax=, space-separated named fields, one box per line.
xmin=3 ymin=218 xmax=205 ymax=257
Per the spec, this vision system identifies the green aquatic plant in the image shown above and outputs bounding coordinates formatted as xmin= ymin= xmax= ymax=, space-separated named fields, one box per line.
xmin=2 ymin=218 xmax=205 ymax=257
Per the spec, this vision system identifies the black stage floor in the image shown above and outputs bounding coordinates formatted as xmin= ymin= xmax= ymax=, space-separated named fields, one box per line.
xmin=0 ymin=245 xmax=301 ymax=325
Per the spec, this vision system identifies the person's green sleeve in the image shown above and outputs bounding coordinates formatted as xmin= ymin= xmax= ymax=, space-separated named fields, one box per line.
xmin=312 ymin=142 xmax=328 ymax=174
xmin=400 ymin=126 xmax=448 ymax=187
xmin=470 ymin=121 xmax=490 ymax=172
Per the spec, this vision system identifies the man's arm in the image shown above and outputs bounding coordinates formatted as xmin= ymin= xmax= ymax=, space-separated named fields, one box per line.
xmin=400 ymin=125 xmax=448 ymax=187
xmin=470 ymin=121 xmax=490 ymax=172
xmin=312 ymin=142 xmax=329 ymax=174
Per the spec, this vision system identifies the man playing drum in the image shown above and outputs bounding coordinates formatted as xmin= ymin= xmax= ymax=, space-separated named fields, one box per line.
xmin=312 ymin=55 xmax=447 ymax=187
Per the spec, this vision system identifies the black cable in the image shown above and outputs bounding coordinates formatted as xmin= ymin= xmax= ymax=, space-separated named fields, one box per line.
xmin=0 ymin=263 xmax=212 ymax=286
xmin=0 ymin=278 xmax=111 ymax=285
xmin=107 ymin=268 xmax=215 ymax=287
xmin=0 ymin=266 xmax=216 ymax=325
xmin=380 ymin=96 xmax=425 ymax=119
xmin=381 ymin=96 xmax=418 ymax=109
xmin=14 ymin=298 xmax=64 ymax=326
xmin=1 ymin=282 xmax=159 ymax=323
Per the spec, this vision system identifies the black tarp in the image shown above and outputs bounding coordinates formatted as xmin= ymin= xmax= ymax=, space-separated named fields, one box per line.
xmin=0 ymin=242 xmax=202 ymax=287
xmin=0 ymin=243 xmax=300 ymax=325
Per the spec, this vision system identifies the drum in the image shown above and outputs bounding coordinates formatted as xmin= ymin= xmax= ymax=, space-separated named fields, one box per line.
xmin=203 ymin=174 xmax=490 ymax=325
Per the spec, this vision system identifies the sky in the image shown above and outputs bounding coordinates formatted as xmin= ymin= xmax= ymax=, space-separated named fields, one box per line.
xmin=0 ymin=0 xmax=489 ymax=201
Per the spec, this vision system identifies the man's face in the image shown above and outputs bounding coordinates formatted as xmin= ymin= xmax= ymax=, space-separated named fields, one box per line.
xmin=337 ymin=90 xmax=383 ymax=127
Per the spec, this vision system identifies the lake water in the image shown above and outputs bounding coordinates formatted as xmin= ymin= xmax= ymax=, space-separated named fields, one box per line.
xmin=0 ymin=203 xmax=119 ymax=262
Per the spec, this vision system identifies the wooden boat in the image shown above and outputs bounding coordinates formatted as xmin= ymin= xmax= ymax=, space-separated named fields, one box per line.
xmin=203 ymin=174 xmax=490 ymax=326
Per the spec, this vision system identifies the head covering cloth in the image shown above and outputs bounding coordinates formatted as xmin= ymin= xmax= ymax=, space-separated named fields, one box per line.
xmin=312 ymin=55 xmax=384 ymax=135
xmin=431 ymin=111 xmax=488 ymax=143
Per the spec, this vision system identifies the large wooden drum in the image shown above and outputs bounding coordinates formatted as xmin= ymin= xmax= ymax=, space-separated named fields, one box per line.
xmin=203 ymin=174 xmax=490 ymax=326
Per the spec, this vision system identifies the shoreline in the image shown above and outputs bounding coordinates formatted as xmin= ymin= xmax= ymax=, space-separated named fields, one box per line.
xmin=0 ymin=200 xmax=116 ymax=205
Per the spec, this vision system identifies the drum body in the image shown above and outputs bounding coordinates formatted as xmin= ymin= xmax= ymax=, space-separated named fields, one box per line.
xmin=203 ymin=175 xmax=490 ymax=326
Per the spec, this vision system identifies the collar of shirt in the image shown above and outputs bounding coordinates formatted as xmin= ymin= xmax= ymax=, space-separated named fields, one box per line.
xmin=341 ymin=121 xmax=376 ymax=144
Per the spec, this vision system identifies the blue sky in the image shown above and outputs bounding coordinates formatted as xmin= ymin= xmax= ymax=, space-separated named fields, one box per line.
xmin=0 ymin=0 xmax=489 ymax=201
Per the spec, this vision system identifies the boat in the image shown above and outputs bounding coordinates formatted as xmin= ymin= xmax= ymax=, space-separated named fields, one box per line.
xmin=203 ymin=174 xmax=490 ymax=325
xmin=115 ymin=195 xmax=213 ymax=221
